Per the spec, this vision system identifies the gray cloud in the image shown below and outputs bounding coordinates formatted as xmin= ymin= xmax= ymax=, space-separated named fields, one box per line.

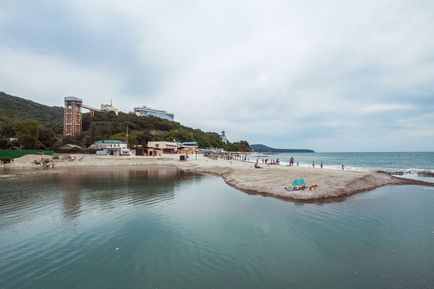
xmin=1 ymin=0 xmax=434 ymax=151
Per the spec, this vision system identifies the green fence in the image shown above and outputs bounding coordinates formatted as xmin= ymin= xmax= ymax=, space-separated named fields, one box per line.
xmin=0 ymin=150 xmax=54 ymax=159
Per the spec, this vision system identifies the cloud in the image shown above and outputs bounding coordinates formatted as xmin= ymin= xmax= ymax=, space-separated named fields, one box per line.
xmin=1 ymin=0 xmax=434 ymax=151
xmin=0 ymin=45 xmax=125 ymax=108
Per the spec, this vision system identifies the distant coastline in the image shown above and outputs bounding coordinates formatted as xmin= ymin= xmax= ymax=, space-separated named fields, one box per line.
xmin=251 ymin=144 xmax=314 ymax=153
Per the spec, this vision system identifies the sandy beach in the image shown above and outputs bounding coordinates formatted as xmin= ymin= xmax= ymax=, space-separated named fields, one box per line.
xmin=2 ymin=153 xmax=432 ymax=202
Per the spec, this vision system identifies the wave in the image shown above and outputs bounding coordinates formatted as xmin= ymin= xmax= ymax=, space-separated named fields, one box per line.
xmin=375 ymin=169 xmax=434 ymax=178
xmin=243 ymin=158 xmax=434 ymax=182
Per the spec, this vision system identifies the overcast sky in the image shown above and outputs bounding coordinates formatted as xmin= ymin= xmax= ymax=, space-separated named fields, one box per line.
xmin=1 ymin=0 xmax=434 ymax=151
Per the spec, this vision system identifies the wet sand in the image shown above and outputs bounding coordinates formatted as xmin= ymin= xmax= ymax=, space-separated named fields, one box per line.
xmin=2 ymin=154 xmax=432 ymax=202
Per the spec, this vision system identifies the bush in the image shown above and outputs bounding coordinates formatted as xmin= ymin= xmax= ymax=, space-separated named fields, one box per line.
xmin=0 ymin=157 xmax=12 ymax=164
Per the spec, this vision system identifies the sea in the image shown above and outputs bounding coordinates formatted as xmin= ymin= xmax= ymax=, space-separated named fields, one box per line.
xmin=0 ymin=166 xmax=433 ymax=289
xmin=250 ymin=152 xmax=434 ymax=182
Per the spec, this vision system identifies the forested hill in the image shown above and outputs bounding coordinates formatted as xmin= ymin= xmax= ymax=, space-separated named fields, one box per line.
xmin=0 ymin=92 xmax=251 ymax=151
xmin=0 ymin=92 xmax=63 ymax=133
xmin=251 ymin=144 xmax=314 ymax=153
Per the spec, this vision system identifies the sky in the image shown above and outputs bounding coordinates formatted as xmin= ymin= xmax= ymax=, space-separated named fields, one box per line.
xmin=1 ymin=0 xmax=434 ymax=152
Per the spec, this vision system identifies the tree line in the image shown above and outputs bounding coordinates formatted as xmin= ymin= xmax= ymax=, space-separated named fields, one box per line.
xmin=0 ymin=108 xmax=251 ymax=152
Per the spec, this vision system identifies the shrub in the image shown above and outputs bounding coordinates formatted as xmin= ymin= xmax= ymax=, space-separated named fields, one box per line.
xmin=0 ymin=157 xmax=11 ymax=164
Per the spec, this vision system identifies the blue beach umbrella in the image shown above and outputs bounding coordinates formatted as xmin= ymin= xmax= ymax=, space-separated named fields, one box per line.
xmin=292 ymin=179 xmax=306 ymax=186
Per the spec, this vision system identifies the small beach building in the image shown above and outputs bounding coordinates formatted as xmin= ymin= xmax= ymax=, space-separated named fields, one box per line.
xmin=135 ymin=146 xmax=162 ymax=156
xmin=178 ymin=142 xmax=199 ymax=154
xmin=89 ymin=140 xmax=128 ymax=156
xmin=147 ymin=141 xmax=178 ymax=154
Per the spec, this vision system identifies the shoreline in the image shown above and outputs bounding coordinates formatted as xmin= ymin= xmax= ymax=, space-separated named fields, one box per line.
xmin=2 ymin=154 xmax=433 ymax=203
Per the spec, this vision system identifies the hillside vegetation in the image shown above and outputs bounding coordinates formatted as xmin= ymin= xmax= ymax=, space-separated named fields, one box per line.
xmin=0 ymin=92 xmax=251 ymax=151
xmin=0 ymin=92 xmax=63 ymax=133
xmin=251 ymin=144 xmax=314 ymax=153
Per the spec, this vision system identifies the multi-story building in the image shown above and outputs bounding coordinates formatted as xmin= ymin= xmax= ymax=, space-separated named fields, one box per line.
xmin=101 ymin=103 xmax=119 ymax=115
xmin=133 ymin=106 xmax=174 ymax=120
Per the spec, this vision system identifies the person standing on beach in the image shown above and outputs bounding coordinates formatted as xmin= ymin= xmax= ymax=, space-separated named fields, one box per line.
xmin=342 ymin=164 xmax=344 ymax=170
xmin=320 ymin=162 xmax=323 ymax=168
xmin=312 ymin=161 xmax=315 ymax=168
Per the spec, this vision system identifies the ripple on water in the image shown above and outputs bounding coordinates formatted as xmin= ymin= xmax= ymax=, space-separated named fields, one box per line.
xmin=1 ymin=169 xmax=434 ymax=289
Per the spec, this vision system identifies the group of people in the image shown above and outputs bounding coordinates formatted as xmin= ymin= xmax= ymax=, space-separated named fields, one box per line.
xmin=258 ymin=158 xmax=280 ymax=165
xmin=254 ymin=156 xmax=345 ymax=171
xmin=289 ymin=157 xmax=345 ymax=171
xmin=254 ymin=158 xmax=280 ymax=168
xmin=311 ymin=161 xmax=344 ymax=170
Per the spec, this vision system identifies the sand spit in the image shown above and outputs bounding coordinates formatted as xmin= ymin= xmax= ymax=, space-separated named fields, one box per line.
xmin=2 ymin=154 xmax=433 ymax=202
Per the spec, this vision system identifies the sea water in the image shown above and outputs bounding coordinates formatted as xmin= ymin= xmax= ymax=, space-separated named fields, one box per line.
xmin=0 ymin=167 xmax=433 ymax=289
xmin=252 ymin=152 xmax=434 ymax=181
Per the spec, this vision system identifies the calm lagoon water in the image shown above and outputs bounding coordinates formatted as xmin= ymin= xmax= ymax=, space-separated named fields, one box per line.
xmin=1 ymin=167 xmax=434 ymax=289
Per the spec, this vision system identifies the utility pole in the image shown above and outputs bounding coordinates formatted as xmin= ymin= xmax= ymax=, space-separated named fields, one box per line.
xmin=126 ymin=124 xmax=129 ymax=147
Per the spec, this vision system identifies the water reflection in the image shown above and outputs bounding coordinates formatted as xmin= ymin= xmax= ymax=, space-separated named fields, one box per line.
xmin=2 ymin=168 xmax=434 ymax=289
xmin=0 ymin=166 xmax=199 ymax=224
xmin=61 ymin=173 xmax=82 ymax=219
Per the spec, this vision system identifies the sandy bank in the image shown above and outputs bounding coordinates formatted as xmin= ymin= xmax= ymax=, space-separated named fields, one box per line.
xmin=2 ymin=154 xmax=432 ymax=202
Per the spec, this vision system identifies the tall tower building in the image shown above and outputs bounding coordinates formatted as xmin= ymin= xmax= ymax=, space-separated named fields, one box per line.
xmin=64 ymin=96 xmax=83 ymax=136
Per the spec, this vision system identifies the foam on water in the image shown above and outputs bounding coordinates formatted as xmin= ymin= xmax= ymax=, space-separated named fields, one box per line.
xmin=248 ymin=152 xmax=434 ymax=182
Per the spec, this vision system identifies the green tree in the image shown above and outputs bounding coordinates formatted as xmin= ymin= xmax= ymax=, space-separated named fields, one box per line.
xmin=39 ymin=127 xmax=55 ymax=149
xmin=110 ymin=132 xmax=127 ymax=142
xmin=0 ymin=137 xmax=11 ymax=149
xmin=13 ymin=119 xmax=41 ymax=149
xmin=83 ymin=135 xmax=94 ymax=148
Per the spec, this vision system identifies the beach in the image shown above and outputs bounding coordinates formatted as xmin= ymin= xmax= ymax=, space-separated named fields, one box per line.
xmin=3 ymin=153 xmax=432 ymax=202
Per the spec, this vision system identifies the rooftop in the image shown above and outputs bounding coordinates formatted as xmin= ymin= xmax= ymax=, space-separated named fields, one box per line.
xmin=64 ymin=96 xmax=83 ymax=102
xmin=181 ymin=142 xmax=199 ymax=146
xmin=95 ymin=140 xmax=126 ymax=144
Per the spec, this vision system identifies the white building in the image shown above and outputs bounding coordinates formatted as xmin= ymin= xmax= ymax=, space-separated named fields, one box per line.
xmin=220 ymin=131 xmax=228 ymax=144
xmin=89 ymin=140 xmax=128 ymax=156
xmin=134 ymin=106 xmax=174 ymax=120
xmin=101 ymin=103 xmax=119 ymax=115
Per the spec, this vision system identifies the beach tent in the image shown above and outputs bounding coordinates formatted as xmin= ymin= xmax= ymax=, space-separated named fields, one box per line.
xmin=292 ymin=179 xmax=306 ymax=187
